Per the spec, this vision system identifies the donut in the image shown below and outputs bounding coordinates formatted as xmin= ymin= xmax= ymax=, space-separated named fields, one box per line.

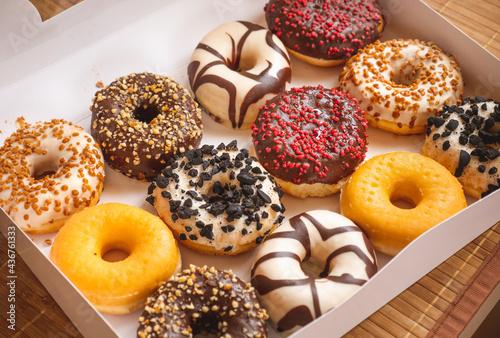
xmin=340 ymin=151 xmax=467 ymax=256
xmin=147 ymin=140 xmax=286 ymax=255
xmin=250 ymin=210 xmax=377 ymax=336
xmin=264 ymin=0 xmax=385 ymax=67
xmin=251 ymin=85 xmax=368 ymax=198
xmin=50 ymin=203 xmax=181 ymax=314
xmin=91 ymin=72 xmax=203 ymax=181
xmin=137 ymin=265 xmax=268 ymax=338
xmin=339 ymin=39 xmax=464 ymax=134
xmin=423 ymin=97 xmax=500 ymax=198
xmin=188 ymin=21 xmax=291 ymax=130
xmin=0 ymin=119 xmax=105 ymax=234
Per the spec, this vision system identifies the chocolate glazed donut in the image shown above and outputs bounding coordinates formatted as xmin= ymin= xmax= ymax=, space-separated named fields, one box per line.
xmin=250 ymin=210 xmax=377 ymax=335
xmin=188 ymin=21 xmax=291 ymax=129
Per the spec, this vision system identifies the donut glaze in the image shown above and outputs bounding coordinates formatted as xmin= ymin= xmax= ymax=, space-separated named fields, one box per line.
xmin=423 ymin=97 xmax=500 ymax=198
xmin=137 ymin=265 xmax=268 ymax=338
xmin=0 ymin=119 xmax=105 ymax=234
xmin=339 ymin=39 xmax=464 ymax=134
xmin=188 ymin=21 xmax=291 ymax=129
xmin=251 ymin=210 xmax=377 ymax=336
xmin=251 ymin=85 xmax=368 ymax=197
xmin=147 ymin=141 xmax=286 ymax=255
xmin=91 ymin=72 xmax=203 ymax=181
xmin=265 ymin=0 xmax=384 ymax=66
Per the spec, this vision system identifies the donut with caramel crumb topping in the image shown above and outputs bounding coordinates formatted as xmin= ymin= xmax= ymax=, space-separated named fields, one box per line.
xmin=91 ymin=72 xmax=203 ymax=181
xmin=137 ymin=265 xmax=268 ymax=338
xmin=264 ymin=0 xmax=385 ymax=67
xmin=0 ymin=119 xmax=105 ymax=234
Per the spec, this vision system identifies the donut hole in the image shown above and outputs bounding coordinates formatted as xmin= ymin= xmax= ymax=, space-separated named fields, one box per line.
xmin=230 ymin=54 xmax=256 ymax=73
xmin=134 ymin=103 xmax=161 ymax=124
xmin=391 ymin=67 xmax=419 ymax=86
xmin=101 ymin=243 xmax=130 ymax=263
xmin=31 ymin=158 xmax=58 ymax=180
xmin=390 ymin=180 xmax=423 ymax=209
xmin=301 ymin=259 xmax=324 ymax=279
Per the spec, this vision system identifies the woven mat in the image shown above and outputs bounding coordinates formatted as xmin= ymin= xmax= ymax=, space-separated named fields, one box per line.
xmin=4 ymin=0 xmax=500 ymax=337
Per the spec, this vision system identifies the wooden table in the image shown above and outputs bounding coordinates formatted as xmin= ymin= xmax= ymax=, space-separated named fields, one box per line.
xmin=2 ymin=0 xmax=499 ymax=337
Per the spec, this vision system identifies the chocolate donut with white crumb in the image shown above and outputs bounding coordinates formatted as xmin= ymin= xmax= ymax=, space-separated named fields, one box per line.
xmin=91 ymin=72 xmax=203 ymax=181
xmin=147 ymin=140 xmax=285 ymax=255
xmin=137 ymin=265 xmax=268 ymax=338
xmin=423 ymin=97 xmax=500 ymax=198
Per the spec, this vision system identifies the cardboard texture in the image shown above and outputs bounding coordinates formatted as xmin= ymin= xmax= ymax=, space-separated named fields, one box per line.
xmin=0 ymin=0 xmax=499 ymax=337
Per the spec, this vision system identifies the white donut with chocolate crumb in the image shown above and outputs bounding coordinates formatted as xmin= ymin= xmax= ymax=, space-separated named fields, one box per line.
xmin=0 ymin=119 xmax=105 ymax=234
xmin=423 ymin=97 xmax=500 ymax=198
xmin=137 ymin=265 xmax=269 ymax=338
xmin=147 ymin=140 xmax=285 ymax=255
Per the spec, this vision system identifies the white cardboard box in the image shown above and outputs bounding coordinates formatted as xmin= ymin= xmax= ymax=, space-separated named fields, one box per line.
xmin=0 ymin=0 xmax=499 ymax=337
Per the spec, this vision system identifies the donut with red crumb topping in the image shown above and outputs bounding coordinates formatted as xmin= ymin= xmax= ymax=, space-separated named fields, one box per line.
xmin=251 ymin=85 xmax=368 ymax=198
xmin=264 ymin=0 xmax=385 ymax=67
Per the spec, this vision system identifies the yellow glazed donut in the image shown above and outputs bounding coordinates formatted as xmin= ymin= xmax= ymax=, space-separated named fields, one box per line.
xmin=0 ymin=119 xmax=105 ymax=234
xmin=340 ymin=152 xmax=467 ymax=256
xmin=50 ymin=203 xmax=181 ymax=314
xmin=339 ymin=39 xmax=464 ymax=135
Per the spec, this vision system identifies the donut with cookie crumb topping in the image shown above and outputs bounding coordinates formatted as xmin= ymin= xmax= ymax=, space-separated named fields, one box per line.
xmin=147 ymin=140 xmax=285 ymax=255
xmin=251 ymin=85 xmax=368 ymax=198
xmin=137 ymin=265 xmax=269 ymax=338
xmin=0 ymin=119 xmax=105 ymax=234
xmin=264 ymin=0 xmax=385 ymax=67
xmin=91 ymin=72 xmax=203 ymax=181
xmin=423 ymin=97 xmax=500 ymax=198
xmin=339 ymin=39 xmax=464 ymax=134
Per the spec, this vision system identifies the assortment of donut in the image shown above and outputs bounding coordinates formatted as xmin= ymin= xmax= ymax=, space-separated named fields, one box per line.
xmin=1 ymin=0 xmax=499 ymax=336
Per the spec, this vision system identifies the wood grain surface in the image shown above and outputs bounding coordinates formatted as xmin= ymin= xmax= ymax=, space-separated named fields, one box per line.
xmin=2 ymin=0 xmax=500 ymax=337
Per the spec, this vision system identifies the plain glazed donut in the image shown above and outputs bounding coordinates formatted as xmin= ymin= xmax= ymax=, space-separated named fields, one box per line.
xmin=147 ymin=140 xmax=286 ymax=256
xmin=0 ymin=119 xmax=105 ymax=234
xmin=340 ymin=151 xmax=467 ymax=256
xmin=264 ymin=0 xmax=385 ymax=67
xmin=137 ymin=265 xmax=268 ymax=338
xmin=251 ymin=85 xmax=368 ymax=198
xmin=50 ymin=203 xmax=181 ymax=314
xmin=188 ymin=21 xmax=291 ymax=129
xmin=91 ymin=72 xmax=203 ymax=181
xmin=250 ymin=210 xmax=377 ymax=336
xmin=339 ymin=39 xmax=464 ymax=134
xmin=423 ymin=97 xmax=500 ymax=198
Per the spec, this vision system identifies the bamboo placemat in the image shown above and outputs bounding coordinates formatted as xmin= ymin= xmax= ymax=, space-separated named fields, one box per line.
xmin=2 ymin=0 xmax=500 ymax=337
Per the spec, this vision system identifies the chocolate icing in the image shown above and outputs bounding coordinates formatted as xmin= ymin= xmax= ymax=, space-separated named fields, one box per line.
xmin=264 ymin=0 xmax=384 ymax=61
xmin=91 ymin=72 xmax=203 ymax=181
xmin=137 ymin=265 xmax=268 ymax=338
xmin=188 ymin=21 xmax=291 ymax=129
xmin=251 ymin=85 xmax=368 ymax=185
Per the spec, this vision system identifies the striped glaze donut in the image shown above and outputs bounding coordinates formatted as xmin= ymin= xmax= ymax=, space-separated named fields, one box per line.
xmin=188 ymin=21 xmax=291 ymax=129
xmin=250 ymin=210 xmax=377 ymax=336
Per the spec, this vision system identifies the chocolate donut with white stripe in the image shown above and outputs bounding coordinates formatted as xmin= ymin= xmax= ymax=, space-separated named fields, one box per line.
xmin=147 ymin=141 xmax=285 ymax=255
xmin=188 ymin=21 xmax=291 ymax=129
xmin=250 ymin=210 xmax=377 ymax=336
xmin=423 ymin=97 xmax=500 ymax=198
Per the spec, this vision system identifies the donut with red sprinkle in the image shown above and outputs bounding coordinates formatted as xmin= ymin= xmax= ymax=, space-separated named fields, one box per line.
xmin=251 ymin=85 xmax=368 ymax=198
xmin=264 ymin=0 xmax=385 ymax=67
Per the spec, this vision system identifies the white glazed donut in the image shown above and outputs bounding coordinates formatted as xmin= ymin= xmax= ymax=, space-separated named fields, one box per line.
xmin=0 ymin=119 xmax=105 ymax=234
xmin=423 ymin=97 xmax=500 ymax=199
xmin=188 ymin=20 xmax=291 ymax=130
xmin=250 ymin=210 xmax=378 ymax=336
xmin=339 ymin=39 xmax=464 ymax=135
xmin=147 ymin=140 xmax=286 ymax=255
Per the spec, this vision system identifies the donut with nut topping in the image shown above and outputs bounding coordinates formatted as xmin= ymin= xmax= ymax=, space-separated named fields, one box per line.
xmin=137 ymin=265 xmax=269 ymax=338
xmin=91 ymin=72 xmax=203 ymax=181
